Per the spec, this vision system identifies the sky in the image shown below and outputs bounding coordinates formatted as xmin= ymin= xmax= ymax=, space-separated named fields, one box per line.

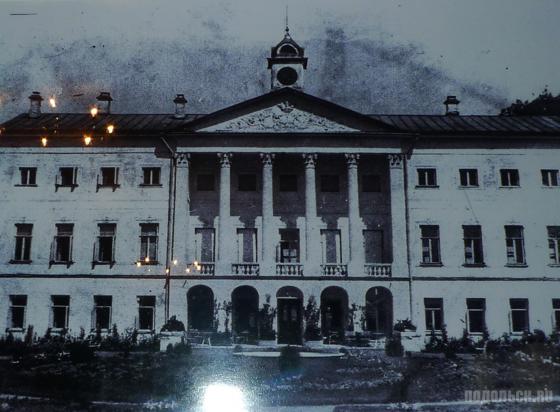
xmin=0 ymin=0 xmax=559 ymax=122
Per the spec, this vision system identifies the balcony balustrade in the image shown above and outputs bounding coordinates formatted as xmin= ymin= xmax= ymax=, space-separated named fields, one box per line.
xmin=321 ymin=264 xmax=348 ymax=277
xmin=231 ymin=263 xmax=260 ymax=275
xmin=276 ymin=263 xmax=304 ymax=276
xmin=364 ymin=263 xmax=392 ymax=277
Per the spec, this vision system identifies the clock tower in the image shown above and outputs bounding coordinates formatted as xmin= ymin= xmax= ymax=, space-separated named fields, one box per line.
xmin=267 ymin=26 xmax=308 ymax=90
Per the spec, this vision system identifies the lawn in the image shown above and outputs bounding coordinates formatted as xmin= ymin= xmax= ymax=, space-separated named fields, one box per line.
xmin=0 ymin=348 xmax=559 ymax=410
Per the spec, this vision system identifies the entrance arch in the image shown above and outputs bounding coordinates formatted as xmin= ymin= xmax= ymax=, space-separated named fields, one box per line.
xmin=276 ymin=286 xmax=303 ymax=344
xmin=321 ymin=286 xmax=348 ymax=343
xmin=187 ymin=285 xmax=214 ymax=331
xmin=365 ymin=287 xmax=393 ymax=338
xmin=232 ymin=286 xmax=259 ymax=340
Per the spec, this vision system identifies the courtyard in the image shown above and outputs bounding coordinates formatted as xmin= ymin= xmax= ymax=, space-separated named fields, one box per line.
xmin=0 ymin=346 xmax=559 ymax=411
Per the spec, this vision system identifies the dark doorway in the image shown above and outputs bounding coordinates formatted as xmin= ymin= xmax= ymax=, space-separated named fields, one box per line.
xmin=232 ymin=286 xmax=259 ymax=341
xmin=365 ymin=287 xmax=393 ymax=338
xmin=187 ymin=285 xmax=214 ymax=331
xmin=277 ymin=287 xmax=303 ymax=345
xmin=321 ymin=286 xmax=348 ymax=343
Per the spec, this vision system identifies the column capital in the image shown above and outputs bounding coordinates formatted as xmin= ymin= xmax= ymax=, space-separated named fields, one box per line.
xmin=177 ymin=153 xmax=190 ymax=168
xmin=302 ymin=153 xmax=317 ymax=168
xmin=345 ymin=153 xmax=360 ymax=168
xmin=260 ymin=153 xmax=275 ymax=166
xmin=388 ymin=154 xmax=404 ymax=168
xmin=217 ymin=152 xmax=233 ymax=168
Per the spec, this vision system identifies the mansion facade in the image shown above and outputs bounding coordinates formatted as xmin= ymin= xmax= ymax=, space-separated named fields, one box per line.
xmin=1 ymin=31 xmax=559 ymax=346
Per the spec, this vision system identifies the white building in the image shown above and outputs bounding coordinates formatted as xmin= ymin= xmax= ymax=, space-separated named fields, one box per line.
xmin=1 ymin=30 xmax=559 ymax=345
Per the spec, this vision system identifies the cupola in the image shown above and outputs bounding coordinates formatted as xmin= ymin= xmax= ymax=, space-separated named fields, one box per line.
xmin=267 ymin=26 xmax=308 ymax=90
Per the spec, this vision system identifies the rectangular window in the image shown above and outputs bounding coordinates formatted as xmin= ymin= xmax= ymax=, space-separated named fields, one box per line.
xmin=9 ymin=295 xmax=27 ymax=329
xmin=417 ymin=168 xmax=437 ymax=187
xmin=320 ymin=175 xmax=340 ymax=192
xmin=463 ymin=225 xmax=484 ymax=265
xmin=237 ymin=228 xmax=257 ymax=263
xmin=466 ymin=298 xmax=485 ymax=333
xmin=100 ymin=167 xmax=119 ymax=187
xmin=362 ymin=174 xmax=381 ymax=192
xmin=420 ymin=225 xmax=441 ymax=264
xmin=541 ymin=169 xmax=559 ymax=187
xmin=196 ymin=174 xmax=215 ymax=191
xmin=279 ymin=174 xmax=298 ymax=192
xmin=553 ymin=299 xmax=560 ymax=331
xmin=510 ymin=298 xmax=529 ymax=333
xmin=19 ymin=167 xmax=36 ymax=186
xmin=195 ymin=228 xmax=215 ymax=262
xmin=278 ymin=229 xmax=299 ymax=263
xmin=51 ymin=295 xmax=70 ymax=329
xmin=548 ymin=226 xmax=560 ymax=265
xmin=57 ymin=167 xmax=78 ymax=187
xmin=424 ymin=298 xmax=443 ymax=332
xmin=13 ymin=224 xmax=33 ymax=263
xmin=238 ymin=174 xmax=257 ymax=191
xmin=459 ymin=169 xmax=479 ymax=187
xmin=140 ymin=224 xmax=158 ymax=264
xmin=321 ymin=229 xmax=342 ymax=264
xmin=138 ymin=296 xmax=155 ymax=330
xmin=363 ymin=229 xmax=383 ymax=263
xmin=142 ymin=167 xmax=161 ymax=186
xmin=505 ymin=225 xmax=525 ymax=265
xmin=96 ymin=223 xmax=116 ymax=263
xmin=52 ymin=224 xmax=74 ymax=263
xmin=500 ymin=169 xmax=520 ymax=187
xmin=94 ymin=295 xmax=112 ymax=330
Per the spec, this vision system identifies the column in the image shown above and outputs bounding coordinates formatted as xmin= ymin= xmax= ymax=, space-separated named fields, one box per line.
xmin=174 ymin=153 xmax=190 ymax=267
xmin=303 ymin=153 xmax=320 ymax=275
xmin=260 ymin=153 xmax=275 ymax=275
xmin=346 ymin=154 xmax=363 ymax=275
xmin=388 ymin=154 xmax=408 ymax=278
xmin=217 ymin=153 xmax=232 ymax=274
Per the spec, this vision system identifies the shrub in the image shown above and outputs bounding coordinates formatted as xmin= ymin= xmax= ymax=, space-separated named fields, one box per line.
xmin=394 ymin=319 xmax=417 ymax=332
xmin=161 ymin=316 xmax=186 ymax=332
xmin=303 ymin=296 xmax=321 ymax=341
xmin=279 ymin=345 xmax=301 ymax=373
xmin=258 ymin=295 xmax=277 ymax=340
xmin=385 ymin=335 xmax=404 ymax=357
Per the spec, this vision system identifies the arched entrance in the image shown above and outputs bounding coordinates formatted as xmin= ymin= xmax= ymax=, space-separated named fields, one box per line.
xmin=365 ymin=287 xmax=393 ymax=338
xmin=187 ymin=285 xmax=214 ymax=331
xmin=321 ymin=286 xmax=348 ymax=343
xmin=276 ymin=286 xmax=303 ymax=345
xmin=232 ymin=286 xmax=259 ymax=341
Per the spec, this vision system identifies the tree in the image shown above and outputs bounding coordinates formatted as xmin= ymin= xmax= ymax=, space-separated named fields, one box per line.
xmin=501 ymin=88 xmax=560 ymax=116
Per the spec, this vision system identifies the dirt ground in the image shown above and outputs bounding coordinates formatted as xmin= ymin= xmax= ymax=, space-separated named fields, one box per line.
xmin=0 ymin=348 xmax=558 ymax=410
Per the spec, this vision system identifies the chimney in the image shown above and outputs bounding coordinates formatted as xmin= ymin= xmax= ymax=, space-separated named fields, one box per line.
xmin=96 ymin=92 xmax=113 ymax=114
xmin=28 ymin=91 xmax=43 ymax=118
xmin=444 ymin=95 xmax=460 ymax=116
xmin=173 ymin=94 xmax=187 ymax=119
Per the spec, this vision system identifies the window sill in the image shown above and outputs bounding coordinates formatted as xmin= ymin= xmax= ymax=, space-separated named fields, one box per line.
xmin=9 ymin=260 xmax=32 ymax=264
xmin=548 ymin=264 xmax=560 ymax=267
xmin=505 ymin=264 xmax=528 ymax=268
xmin=415 ymin=185 xmax=439 ymax=189
xmin=499 ymin=186 xmax=521 ymax=189
xmin=541 ymin=185 xmax=559 ymax=189
xmin=55 ymin=184 xmax=78 ymax=188
xmin=97 ymin=184 xmax=120 ymax=192
xmin=419 ymin=262 xmax=443 ymax=267
xmin=14 ymin=184 xmax=37 ymax=187
xmin=137 ymin=260 xmax=159 ymax=266
xmin=49 ymin=261 xmax=74 ymax=267
xmin=137 ymin=329 xmax=155 ymax=334
xmin=7 ymin=328 xmax=25 ymax=333
xmin=458 ymin=186 xmax=480 ymax=189
xmin=463 ymin=263 xmax=486 ymax=268
xmin=92 ymin=261 xmax=116 ymax=267
xmin=139 ymin=184 xmax=162 ymax=188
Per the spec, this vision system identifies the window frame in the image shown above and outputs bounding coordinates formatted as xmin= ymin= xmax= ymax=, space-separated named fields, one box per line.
xmin=541 ymin=169 xmax=559 ymax=187
xmin=50 ymin=224 xmax=74 ymax=266
xmin=12 ymin=223 xmax=33 ymax=264
xmin=194 ymin=227 xmax=216 ymax=263
xmin=505 ymin=225 xmax=526 ymax=266
xmin=416 ymin=168 xmax=438 ymax=188
xmin=509 ymin=298 xmax=529 ymax=334
xmin=500 ymin=169 xmax=520 ymax=187
xmin=56 ymin=167 xmax=78 ymax=189
xmin=18 ymin=167 xmax=37 ymax=186
xmin=466 ymin=298 xmax=486 ymax=334
xmin=139 ymin=223 xmax=159 ymax=264
xmin=9 ymin=295 xmax=27 ymax=330
xmin=459 ymin=169 xmax=479 ymax=188
xmin=420 ymin=225 xmax=441 ymax=265
xmin=424 ymin=298 xmax=444 ymax=332
xmin=51 ymin=295 xmax=70 ymax=330
xmin=553 ymin=299 xmax=560 ymax=331
xmin=547 ymin=226 xmax=560 ymax=266
xmin=320 ymin=229 xmax=343 ymax=264
xmin=236 ymin=228 xmax=258 ymax=263
xmin=97 ymin=167 xmax=120 ymax=190
xmin=137 ymin=296 xmax=156 ymax=331
xmin=463 ymin=225 xmax=484 ymax=266
xmin=93 ymin=295 xmax=112 ymax=331
xmin=278 ymin=229 xmax=300 ymax=263
xmin=94 ymin=223 xmax=116 ymax=266
xmin=141 ymin=167 xmax=162 ymax=187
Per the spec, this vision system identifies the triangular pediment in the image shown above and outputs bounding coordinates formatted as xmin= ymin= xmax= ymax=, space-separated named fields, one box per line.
xmin=185 ymin=88 xmax=397 ymax=133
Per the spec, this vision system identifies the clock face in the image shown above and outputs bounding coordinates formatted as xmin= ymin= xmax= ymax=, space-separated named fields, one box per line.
xmin=277 ymin=67 xmax=298 ymax=86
